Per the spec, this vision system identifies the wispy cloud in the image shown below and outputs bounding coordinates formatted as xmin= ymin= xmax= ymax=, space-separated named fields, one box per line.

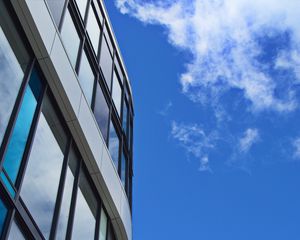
xmin=171 ymin=121 xmax=217 ymax=172
xmin=158 ymin=101 xmax=173 ymax=116
xmin=239 ymin=128 xmax=260 ymax=153
xmin=115 ymin=0 xmax=300 ymax=112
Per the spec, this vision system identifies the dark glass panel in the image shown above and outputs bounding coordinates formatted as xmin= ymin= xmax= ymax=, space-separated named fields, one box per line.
xmin=20 ymin=92 xmax=67 ymax=239
xmin=2 ymin=69 xmax=42 ymax=185
xmin=109 ymin=121 xmax=120 ymax=170
xmin=0 ymin=0 xmax=30 ymax=146
xmin=72 ymin=170 xmax=97 ymax=240
xmin=122 ymin=99 xmax=128 ymax=135
xmin=99 ymin=37 xmax=113 ymax=90
xmin=45 ymin=0 xmax=65 ymax=26
xmin=0 ymin=198 xmax=8 ymax=238
xmin=112 ymin=71 xmax=122 ymax=116
xmin=86 ymin=5 xmax=100 ymax=54
xmin=56 ymin=146 xmax=78 ymax=240
xmin=78 ymin=50 xmax=95 ymax=105
xmin=61 ymin=10 xmax=80 ymax=67
xmin=94 ymin=82 xmax=109 ymax=142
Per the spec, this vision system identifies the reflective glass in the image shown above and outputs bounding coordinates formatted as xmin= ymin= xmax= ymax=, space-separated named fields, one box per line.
xmin=87 ymin=6 xmax=100 ymax=53
xmin=8 ymin=219 xmax=26 ymax=240
xmin=121 ymin=152 xmax=127 ymax=188
xmin=61 ymin=10 xmax=80 ymax=67
xmin=109 ymin=121 xmax=120 ymax=170
xmin=0 ymin=198 xmax=7 ymax=237
xmin=122 ymin=99 xmax=128 ymax=134
xmin=99 ymin=208 xmax=107 ymax=240
xmin=56 ymin=146 xmax=78 ymax=240
xmin=78 ymin=51 xmax=95 ymax=105
xmin=100 ymin=38 xmax=113 ymax=90
xmin=45 ymin=0 xmax=65 ymax=26
xmin=75 ymin=0 xmax=88 ymax=20
xmin=94 ymin=82 xmax=109 ymax=141
xmin=0 ymin=0 xmax=30 ymax=146
xmin=21 ymin=93 xmax=67 ymax=239
xmin=3 ymin=69 xmax=42 ymax=185
xmin=72 ymin=171 xmax=97 ymax=240
xmin=112 ymin=71 xmax=122 ymax=116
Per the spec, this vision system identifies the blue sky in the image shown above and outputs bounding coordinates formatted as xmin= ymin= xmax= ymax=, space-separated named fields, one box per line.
xmin=104 ymin=0 xmax=300 ymax=239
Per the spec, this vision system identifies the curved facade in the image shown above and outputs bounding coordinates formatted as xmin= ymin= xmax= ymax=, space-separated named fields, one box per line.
xmin=0 ymin=0 xmax=133 ymax=239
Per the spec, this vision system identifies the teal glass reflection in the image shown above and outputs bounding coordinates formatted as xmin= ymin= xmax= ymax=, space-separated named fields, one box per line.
xmin=2 ymin=69 xmax=42 ymax=185
xmin=0 ymin=172 xmax=15 ymax=196
xmin=0 ymin=198 xmax=8 ymax=237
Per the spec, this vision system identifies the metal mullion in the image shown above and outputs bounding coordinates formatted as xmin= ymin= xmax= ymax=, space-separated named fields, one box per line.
xmin=49 ymin=137 xmax=73 ymax=240
xmin=94 ymin=197 xmax=102 ymax=240
xmin=14 ymin=81 xmax=48 ymax=198
xmin=0 ymin=59 xmax=35 ymax=170
xmin=58 ymin=0 xmax=70 ymax=32
xmin=65 ymin=157 xmax=82 ymax=240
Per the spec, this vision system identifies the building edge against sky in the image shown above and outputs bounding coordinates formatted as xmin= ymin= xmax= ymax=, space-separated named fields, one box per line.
xmin=0 ymin=0 xmax=134 ymax=239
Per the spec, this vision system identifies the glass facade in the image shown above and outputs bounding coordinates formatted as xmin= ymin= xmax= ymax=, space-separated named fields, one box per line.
xmin=0 ymin=0 xmax=133 ymax=239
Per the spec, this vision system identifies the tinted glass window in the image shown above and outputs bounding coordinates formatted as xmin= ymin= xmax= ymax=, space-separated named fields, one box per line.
xmin=45 ymin=0 xmax=65 ymax=26
xmin=122 ymin=99 xmax=128 ymax=134
xmin=109 ymin=121 xmax=120 ymax=170
xmin=0 ymin=198 xmax=7 ymax=237
xmin=75 ymin=0 xmax=88 ymax=20
xmin=112 ymin=71 xmax=122 ymax=116
xmin=94 ymin=82 xmax=109 ymax=142
xmin=0 ymin=0 xmax=30 ymax=146
xmin=8 ymin=219 xmax=26 ymax=240
xmin=78 ymin=50 xmax=95 ymax=105
xmin=2 ymin=69 xmax=42 ymax=187
xmin=99 ymin=37 xmax=113 ymax=90
xmin=86 ymin=5 xmax=100 ymax=54
xmin=20 ymin=93 xmax=68 ymax=239
xmin=56 ymin=146 xmax=78 ymax=240
xmin=72 ymin=170 xmax=97 ymax=240
xmin=61 ymin=10 xmax=80 ymax=67
xmin=99 ymin=208 xmax=107 ymax=240
xmin=121 ymin=152 xmax=127 ymax=188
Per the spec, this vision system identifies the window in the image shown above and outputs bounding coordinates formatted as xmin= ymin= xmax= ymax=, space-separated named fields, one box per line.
xmin=45 ymin=0 xmax=65 ymax=26
xmin=94 ymin=82 xmax=109 ymax=142
xmin=78 ymin=50 xmax=95 ymax=105
xmin=120 ymin=151 xmax=127 ymax=189
xmin=112 ymin=70 xmax=122 ymax=116
xmin=72 ymin=170 xmax=97 ymax=239
xmin=109 ymin=121 xmax=120 ymax=170
xmin=86 ymin=4 xmax=101 ymax=54
xmin=0 ymin=198 xmax=8 ymax=238
xmin=0 ymin=0 xmax=30 ymax=147
xmin=75 ymin=0 xmax=88 ymax=20
xmin=99 ymin=208 xmax=107 ymax=240
xmin=8 ymin=219 xmax=26 ymax=240
xmin=56 ymin=145 xmax=78 ymax=239
xmin=61 ymin=9 xmax=80 ymax=67
xmin=20 ymin=92 xmax=68 ymax=239
xmin=122 ymin=98 xmax=129 ymax=136
xmin=99 ymin=37 xmax=113 ymax=90
xmin=2 ymin=69 xmax=42 ymax=190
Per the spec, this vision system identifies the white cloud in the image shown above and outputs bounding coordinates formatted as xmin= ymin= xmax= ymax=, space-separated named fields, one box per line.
xmin=115 ymin=0 xmax=300 ymax=112
xmin=171 ymin=121 xmax=217 ymax=171
xmin=239 ymin=128 xmax=260 ymax=153
xmin=292 ymin=138 xmax=300 ymax=159
xmin=158 ymin=101 xmax=173 ymax=116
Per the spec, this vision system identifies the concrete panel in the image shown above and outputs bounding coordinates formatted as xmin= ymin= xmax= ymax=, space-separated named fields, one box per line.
xmin=77 ymin=98 xmax=104 ymax=173
xmin=48 ymin=34 xmax=82 ymax=121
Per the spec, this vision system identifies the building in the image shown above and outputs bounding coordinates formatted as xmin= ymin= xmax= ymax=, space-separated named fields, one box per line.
xmin=0 ymin=0 xmax=134 ymax=239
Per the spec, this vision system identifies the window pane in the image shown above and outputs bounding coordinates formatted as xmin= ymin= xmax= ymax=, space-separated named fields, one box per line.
xmin=8 ymin=219 xmax=26 ymax=240
xmin=100 ymin=38 xmax=113 ymax=90
xmin=94 ymin=83 xmax=109 ymax=142
xmin=56 ymin=146 xmax=78 ymax=240
xmin=75 ymin=0 xmax=88 ymax=19
xmin=122 ymin=99 xmax=128 ymax=134
xmin=0 ymin=0 xmax=30 ymax=146
xmin=20 ymin=93 xmax=67 ymax=239
xmin=61 ymin=10 xmax=80 ymax=67
xmin=72 ymin=171 xmax=97 ymax=240
xmin=112 ymin=71 xmax=122 ymax=116
xmin=2 ymin=69 xmax=42 ymax=185
xmin=86 ymin=6 xmax=100 ymax=53
xmin=121 ymin=152 xmax=127 ymax=188
xmin=109 ymin=121 xmax=120 ymax=170
xmin=45 ymin=0 xmax=65 ymax=26
xmin=78 ymin=50 xmax=95 ymax=105
xmin=99 ymin=208 xmax=107 ymax=240
xmin=0 ymin=198 xmax=8 ymax=237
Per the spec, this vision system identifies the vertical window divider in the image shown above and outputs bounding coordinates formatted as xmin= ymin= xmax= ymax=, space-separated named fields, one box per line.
xmin=65 ymin=156 xmax=82 ymax=240
xmin=49 ymin=137 xmax=73 ymax=240
xmin=94 ymin=200 xmax=102 ymax=240
xmin=58 ymin=0 xmax=70 ymax=32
